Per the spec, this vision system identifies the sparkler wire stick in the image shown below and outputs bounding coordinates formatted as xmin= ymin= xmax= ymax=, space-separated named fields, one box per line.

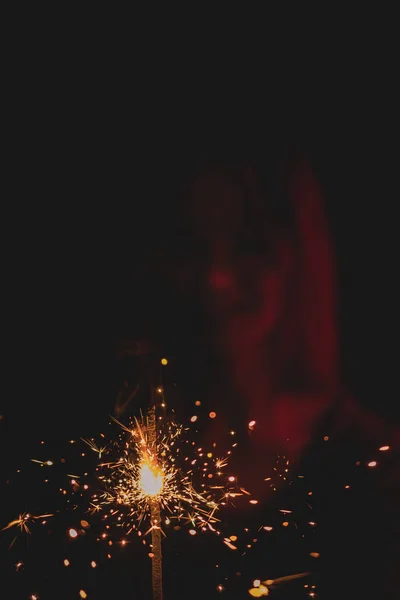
xmin=147 ymin=406 xmax=163 ymax=600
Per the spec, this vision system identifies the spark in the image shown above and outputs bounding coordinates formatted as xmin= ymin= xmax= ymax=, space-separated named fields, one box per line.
xmin=249 ymin=572 xmax=310 ymax=597
xmin=81 ymin=438 xmax=108 ymax=459
xmin=87 ymin=410 xmax=236 ymax=539
xmin=216 ymin=456 xmax=229 ymax=470
xmin=223 ymin=538 xmax=237 ymax=550
xmin=2 ymin=513 xmax=54 ymax=541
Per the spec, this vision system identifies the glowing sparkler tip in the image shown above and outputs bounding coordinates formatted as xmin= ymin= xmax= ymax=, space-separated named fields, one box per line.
xmin=139 ymin=461 xmax=164 ymax=497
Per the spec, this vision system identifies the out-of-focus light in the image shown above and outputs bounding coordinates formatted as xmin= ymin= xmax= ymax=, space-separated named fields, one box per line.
xmin=79 ymin=591 xmax=87 ymax=599
xmin=161 ymin=358 xmax=168 ymax=365
xmin=63 ymin=559 xmax=70 ymax=566
xmin=190 ymin=415 xmax=198 ymax=422
xmin=209 ymin=412 xmax=216 ymax=419
xmin=68 ymin=528 xmax=78 ymax=538
xmin=368 ymin=461 xmax=377 ymax=468
xmin=195 ymin=400 xmax=201 ymax=406
xmin=379 ymin=445 xmax=390 ymax=451
xmin=248 ymin=420 xmax=256 ymax=429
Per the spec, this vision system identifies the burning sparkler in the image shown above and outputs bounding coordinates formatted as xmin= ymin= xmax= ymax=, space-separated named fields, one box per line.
xmin=81 ymin=403 xmax=238 ymax=599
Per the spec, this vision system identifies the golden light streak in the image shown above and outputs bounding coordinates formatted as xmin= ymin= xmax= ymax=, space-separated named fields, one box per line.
xmin=2 ymin=513 xmax=54 ymax=537
xmin=81 ymin=437 xmax=108 ymax=458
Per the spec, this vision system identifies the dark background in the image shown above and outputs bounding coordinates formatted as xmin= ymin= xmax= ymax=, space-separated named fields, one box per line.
xmin=1 ymin=45 xmax=399 ymax=599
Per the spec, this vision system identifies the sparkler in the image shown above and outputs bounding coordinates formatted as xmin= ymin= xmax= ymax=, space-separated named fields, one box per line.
xmin=84 ymin=402 xmax=237 ymax=599
xmin=146 ymin=406 xmax=163 ymax=600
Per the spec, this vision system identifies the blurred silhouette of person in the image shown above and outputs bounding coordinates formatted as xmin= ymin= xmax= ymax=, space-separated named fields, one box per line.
xmin=160 ymin=152 xmax=399 ymax=500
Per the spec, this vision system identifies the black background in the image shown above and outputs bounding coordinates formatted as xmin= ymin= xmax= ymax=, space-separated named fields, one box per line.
xmin=1 ymin=37 xmax=399 ymax=599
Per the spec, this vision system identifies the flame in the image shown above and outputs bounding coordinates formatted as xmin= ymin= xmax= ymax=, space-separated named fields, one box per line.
xmin=139 ymin=459 xmax=164 ymax=497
